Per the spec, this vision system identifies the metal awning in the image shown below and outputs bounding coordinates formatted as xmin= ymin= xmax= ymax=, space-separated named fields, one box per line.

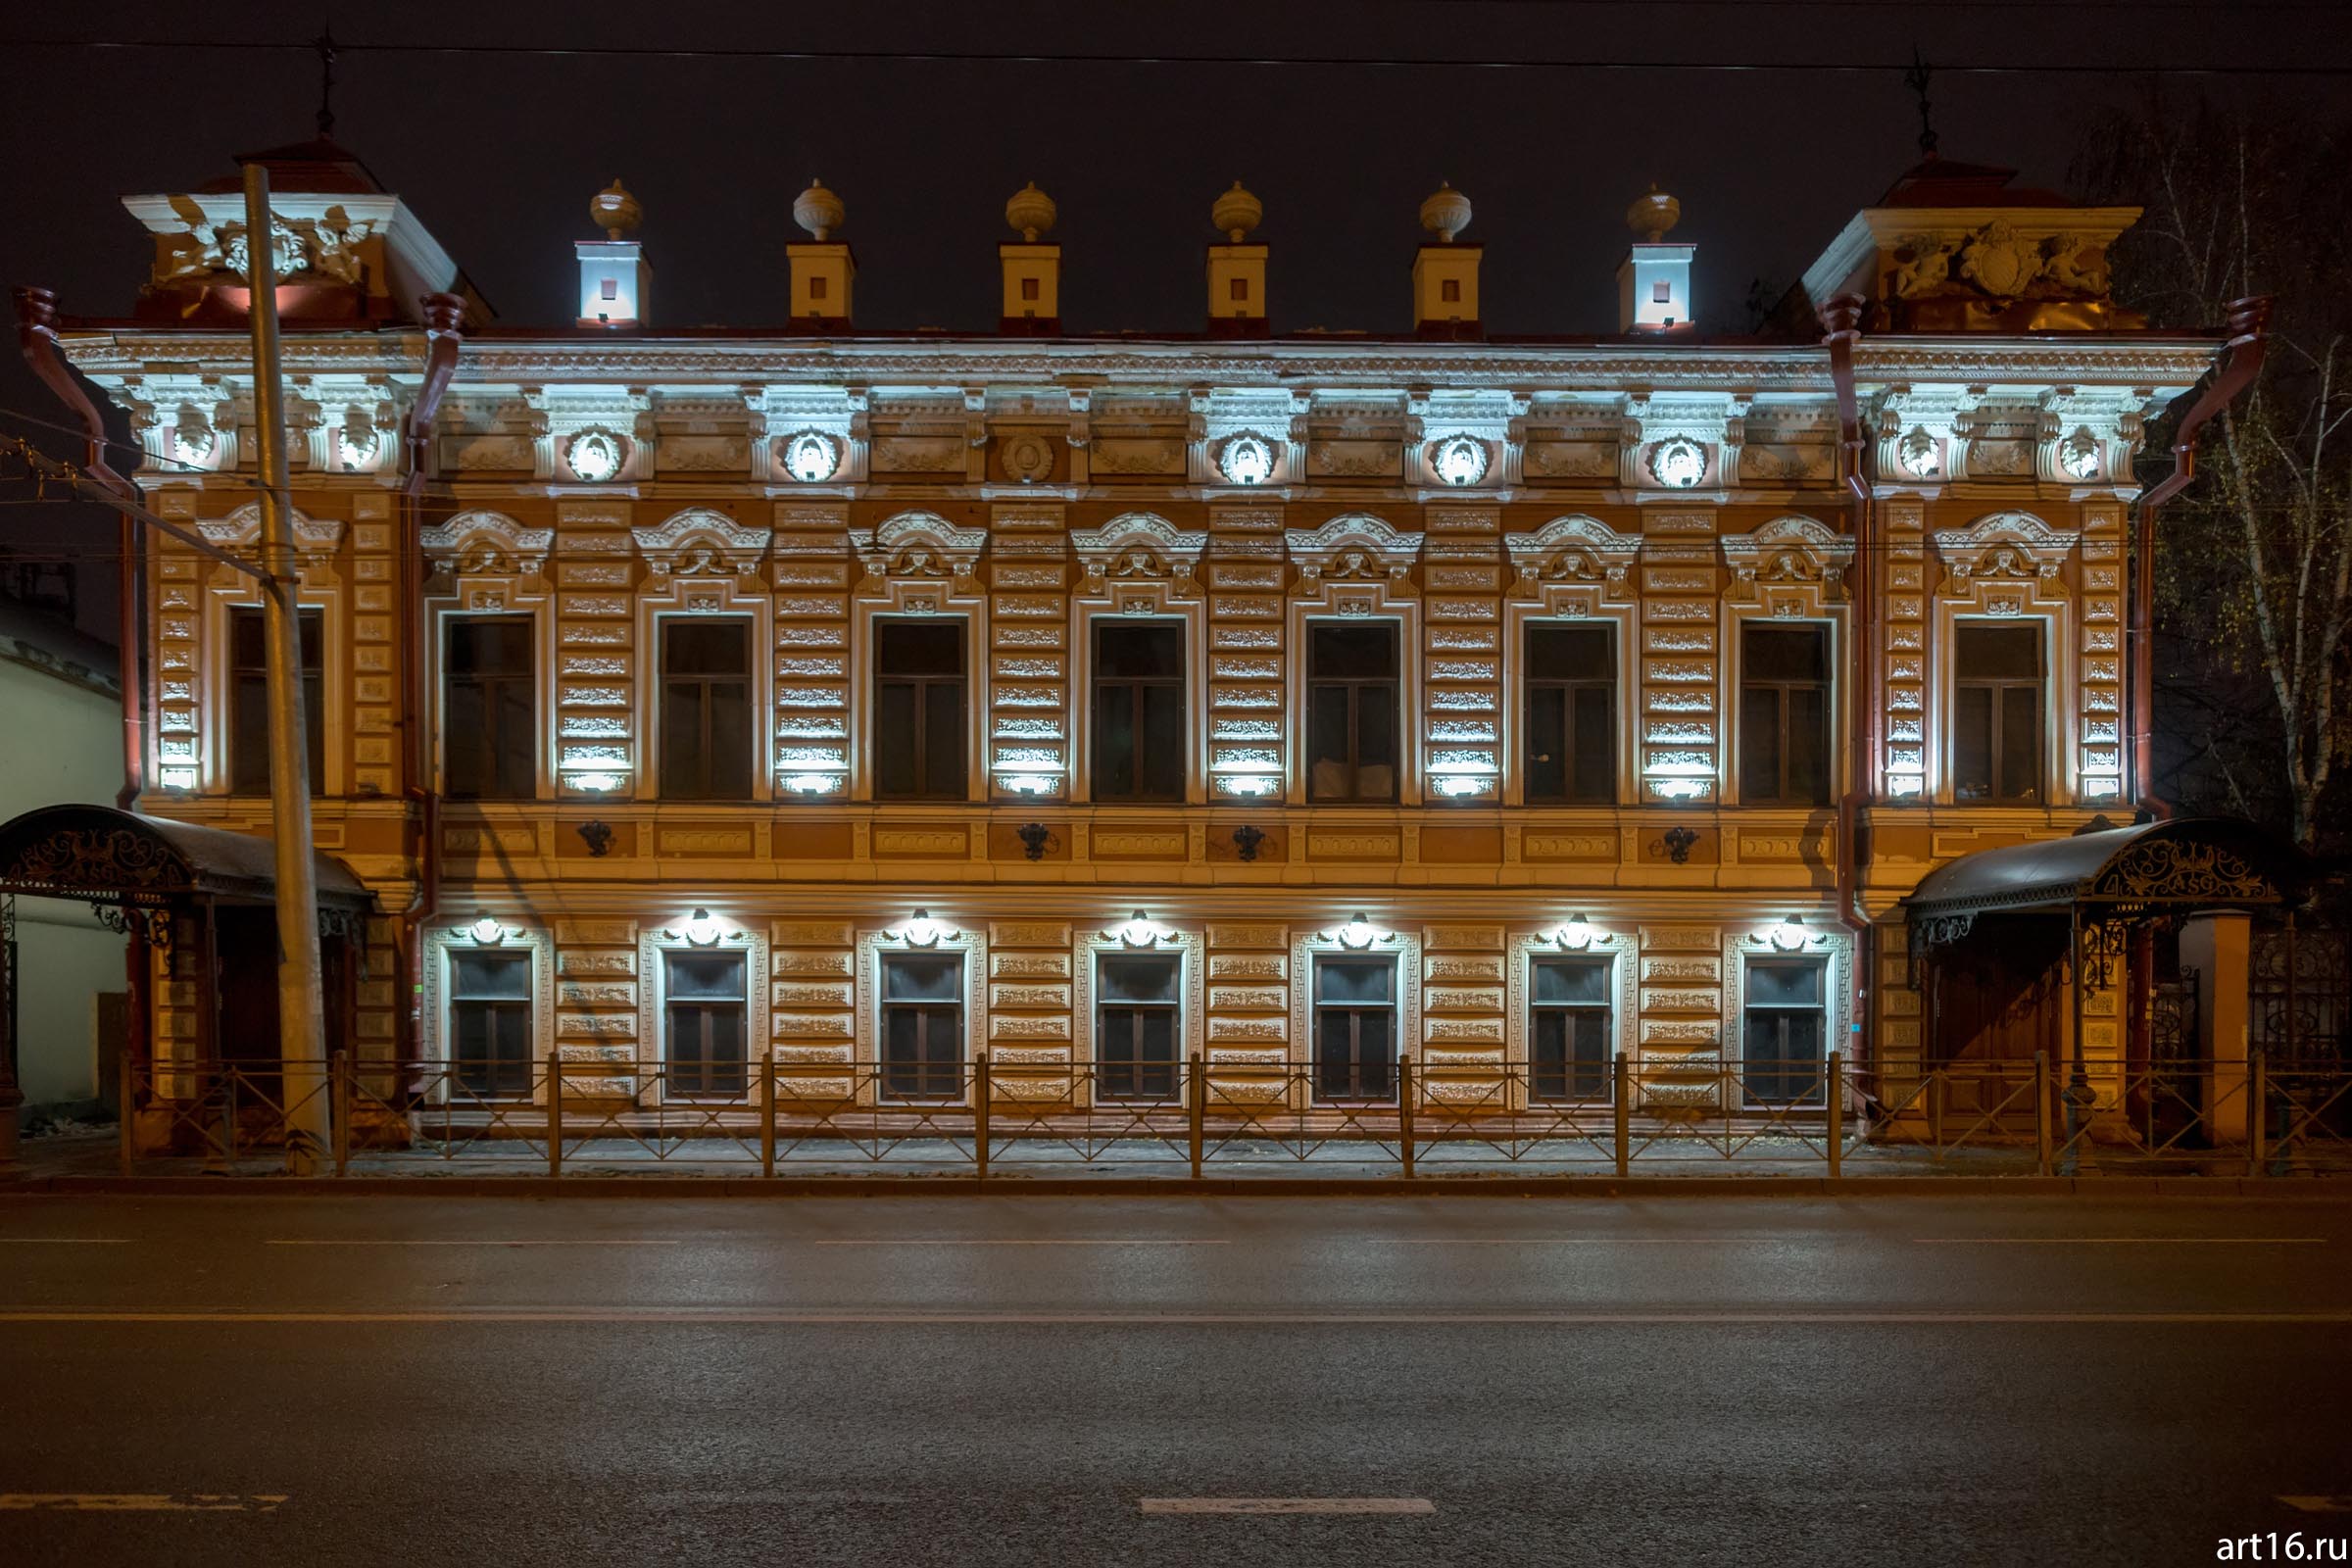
xmin=1901 ymin=815 xmax=2296 ymax=955
xmin=0 ymin=803 xmax=372 ymax=916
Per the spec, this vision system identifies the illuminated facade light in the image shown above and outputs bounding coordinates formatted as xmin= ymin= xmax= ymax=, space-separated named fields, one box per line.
xmin=779 ymin=771 xmax=843 ymax=796
xmin=468 ymin=914 xmax=505 ymax=946
xmin=895 ymin=908 xmax=954 ymax=948
xmin=996 ymin=772 xmax=1059 ymax=796
xmin=1330 ymin=911 xmax=1386 ymax=951
xmin=568 ymin=772 xmax=625 ymax=793
xmin=1218 ymin=432 xmax=1274 ymax=485
xmin=1647 ymin=436 xmax=1706 ymax=488
xmin=1647 ymin=778 xmax=1709 ymax=802
xmin=1110 ymin=909 xmax=1171 ymax=949
xmin=1431 ymin=435 xmax=1488 ymax=486
xmin=1554 ymin=913 xmax=1594 ymax=951
xmin=1216 ymin=774 xmax=1280 ymax=798
xmin=1769 ymin=913 xmax=1807 ymax=952
xmin=1430 ymin=775 xmax=1492 ymax=799
xmin=680 ymin=907 xmax=723 ymax=947
xmin=564 ymin=429 xmax=623 ymax=482
xmin=783 ymin=430 xmax=841 ymax=482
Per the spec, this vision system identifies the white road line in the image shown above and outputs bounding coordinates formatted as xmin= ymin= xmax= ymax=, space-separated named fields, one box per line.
xmin=1366 ymin=1238 xmax=1771 ymax=1246
xmin=5 ymin=1308 xmax=2351 ymax=1326
xmin=808 ymin=1239 xmax=1230 ymax=1247
xmin=1141 ymin=1497 xmax=1435 ymax=1515
xmin=2278 ymin=1495 xmax=2352 ymax=1513
xmin=0 ymin=1494 xmax=287 ymax=1512
xmin=262 ymin=1239 xmax=685 ymax=1248
xmin=1912 ymin=1237 xmax=2328 ymax=1246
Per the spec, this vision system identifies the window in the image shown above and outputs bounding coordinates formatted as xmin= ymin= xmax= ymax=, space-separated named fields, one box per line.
xmin=444 ymin=617 xmax=535 ymax=800
xmin=882 ymin=955 xmax=963 ymax=1101
xmin=1021 ymin=276 xmax=1040 ymax=302
xmin=1313 ymin=956 xmax=1396 ymax=1102
xmin=1229 ymin=277 xmax=1249 ymax=302
xmin=1441 ymin=278 xmax=1461 ymax=303
xmin=809 ymin=275 xmax=828 ymax=301
xmin=1652 ymin=280 xmax=1672 ymax=303
xmin=874 ymin=621 xmax=967 ymax=801
xmin=1306 ymin=623 xmax=1399 ymax=802
xmin=450 ymin=950 xmax=532 ymax=1098
xmin=1524 ymin=624 xmax=1614 ymax=804
xmin=229 ymin=608 xmax=323 ymax=795
xmin=1097 ymin=955 xmax=1180 ymax=1101
xmin=664 ymin=951 xmax=747 ymax=1097
xmin=1530 ymin=957 xmax=1611 ymax=1102
xmin=1953 ymin=624 xmax=2042 ymax=804
xmin=1741 ymin=960 xmax=1826 ymax=1106
xmin=659 ymin=619 xmax=753 ymax=800
xmin=1739 ymin=623 xmax=1831 ymax=806
xmin=1092 ymin=622 xmax=1185 ymax=801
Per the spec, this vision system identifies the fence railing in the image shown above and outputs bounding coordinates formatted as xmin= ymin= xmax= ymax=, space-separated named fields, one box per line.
xmin=111 ymin=1049 xmax=2352 ymax=1180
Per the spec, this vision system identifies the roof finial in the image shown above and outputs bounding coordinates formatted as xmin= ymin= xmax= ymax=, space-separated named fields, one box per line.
xmin=1904 ymin=45 xmax=1937 ymax=159
xmin=313 ymin=23 xmax=338 ymax=138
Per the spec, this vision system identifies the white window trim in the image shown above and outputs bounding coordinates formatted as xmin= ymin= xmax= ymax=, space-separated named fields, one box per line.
xmin=421 ymin=511 xmax=557 ymax=800
xmin=199 ymin=506 xmax=349 ymax=798
xmin=1503 ymin=514 xmax=1642 ymax=807
xmin=850 ymin=512 xmax=991 ymax=805
xmin=1072 ymin=920 xmax=1204 ymax=1103
xmin=636 ymin=578 xmax=776 ymax=805
xmin=1724 ymin=920 xmax=1852 ymax=1113
xmin=638 ymin=918 xmax=767 ymax=1107
xmin=1929 ymin=511 xmax=2081 ymax=808
xmin=1502 ymin=924 xmax=1636 ymax=1108
xmin=1718 ymin=514 xmax=1854 ymax=810
xmin=1286 ymin=514 xmax=1425 ymax=807
xmin=419 ymin=918 xmax=556 ymax=1105
xmin=856 ymin=920 xmax=990 ymax=1106
xmin=1290 ymin=922 xmax=1423 ymax=1108
xmin=1068 ymin=513 xmax=1208 ymax=806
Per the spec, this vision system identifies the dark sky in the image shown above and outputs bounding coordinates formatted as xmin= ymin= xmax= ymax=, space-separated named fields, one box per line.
xmin=2 ymin=0 xmax=2343 ymax=638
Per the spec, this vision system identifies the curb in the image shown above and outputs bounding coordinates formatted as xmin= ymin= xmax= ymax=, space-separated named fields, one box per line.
xmin=13 ymin=1173 xmax=2352 ymax=1199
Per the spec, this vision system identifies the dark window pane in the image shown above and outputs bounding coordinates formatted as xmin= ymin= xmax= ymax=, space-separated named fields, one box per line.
xmin=1525 ymin=688 xmax=1567 ymax=803
xmin=1528 ymin=624 xmax=1611 ymax=680
xmin=877 ymin=621 xmax=962 ymax=676
xmin=1740 ymin=686 xmax=1782 ymax=802
xmin=1745 ymin=624 xmax=1826 ymax=682
xmin=1100 ymin=956 xmax=1179 ymax=1004
xmin=1355 ymin=691 xmax=1396 ymax=772
xmin=708 ymin=680 xmax=753 ymax=796
xmin=1953 ymin=685 xmax=1994 ymax=800
xmin=921 ymin=686 xmax=965 ymax=796
xmin=1309 ymin=623 xmax=1396 ymax=679
xmin=1570 ymin=686 xmax=1614 ymax=803
xmin=231 ymin=609 xmax=323 ymax=795
xmin=450 ymin=617 xmax=532 ymax=675
xmin=1747 ymin=962 xmax=1823 ymax=1006
xmin=666 ymin=953 xmax=746 ymax=1001
xmin=493 ymin=679 xmax=536 ymax=797
xmin=1096 ymin=622 xmax=1182 ymax=679
xmin=875 ymin=683 xmax=917 ymax=796
xmin=1307 ymin=686 xmax=1350 ymax=791
xmin=1957 ymin=624 xmax=2040 ymax=680
xmin=1093 ymin=684 xmax=1136 ymax=798
xmin=1316 ymin=958 xmax=1394 ymax=1004
xmin=665 ymin=620 xmax=750 ymax=675
xmin=1999 ymin=685 xmax=2039 ymax=801
xmin=452 ymin=952 xmax=530 ymax=1000
xmin=1139 ymin=684 xmax=1185 ymax=799
xmin=883 ymin=956 xmax=961 ymax=1002
xmin=1787 ymin=686 xmax=1828 ymax=806
xmin=1534 ymin=958 xmax=1608 ymax=1004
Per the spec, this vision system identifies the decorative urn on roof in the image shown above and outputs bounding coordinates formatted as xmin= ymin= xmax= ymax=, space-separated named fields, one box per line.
xmin=1419 ymin=181 xmax=1472 ymax=242
xmin=1627 ymin=183 xmax=1681 ymax=242
xmin=1005 ymin=181 xmax=1057 ymax=242
xmin=1212 ymin=180 xmax=1262 ymax=243
xmin=589 ymin=178 xmax=641 ymax=240
xmin=793 ymin=178 xmax=845 ymax=242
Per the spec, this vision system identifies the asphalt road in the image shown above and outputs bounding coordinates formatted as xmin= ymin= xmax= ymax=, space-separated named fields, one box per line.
xmin=3 ymin=1194 xmax=2349 ymax=1567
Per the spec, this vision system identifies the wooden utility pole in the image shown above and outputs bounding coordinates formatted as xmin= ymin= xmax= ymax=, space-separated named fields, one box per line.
xmin=242 ymin=164 xmax=331 ymax=1172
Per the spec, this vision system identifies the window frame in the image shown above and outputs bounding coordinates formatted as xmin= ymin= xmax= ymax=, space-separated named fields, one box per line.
xmin=1303 ymin=619 xmax=1403 ymax=805
xmin=1309 ymin=953 xmax=1400 ymax=1105
xmin=878 ymin=951 xmax=967 ymax=1102
xmin=1949 ymin=619 xmax=2047 ymax=807
xmin=1087 ymin=618 xmax=1188 ymax=804
xmin=1528 ymin=955 xmax=1615 ymax=1103
xmin=1736 ymin=619 xmax=1835 ymax=808
xmin=226 ymin=605 xmax=327 ymax=797
xmin=441 ymin=613 xmax=539 ymax=802
xmin=871 ymin=615 xmax=971 ymax=804
xmin=1094 ymin=952 xmax=1183 ymax=1102
xmin=446 ymin=947 xmax=535 ymax=1102
xmin=1739 ymin=956 xmax=1829 ymax=1109
xmin=654 ymin=615 xmax=758 ymax=803
xmin=662 ymin=948 xmax=751 ymax=1100
xmin=1521 ymin=620 xmax=1618 ymax=807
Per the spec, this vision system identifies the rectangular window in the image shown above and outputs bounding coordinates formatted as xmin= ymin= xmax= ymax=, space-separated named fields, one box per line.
xmin=444 ymin=616 xmax=535 ymax=800
xmin=450 ymin=950 xmax=532 ymax=1099
xmin=1091 ymin=621 xmax=1185 ymax=802
xmin=229 ymin=608 xmax=324 ymax=795
xmin=1306 ymin=623 xmax=1400 ymax=802
xmin=874 ymin=620 xmax=967 ymax=800
xmin=659 ymin=619 xmax=754 ymax=800
xmin=1739 ymin=623 xmax=1831 ymax=807
xmin=1741 ymin=960 xmax=1826 ymax=1106
xmin=1441 ymin=278 xmax=1461 ymax=303
xmin=809 ymin=275 xmax=828 ymax=301
xmin=1524 ymin=624 xmax=1614 ymax=804
xmin=1530 ymin=957 xmax=1611 ymax=1102
xmin=882 ymin=954 xmax=964 ymax=1101
xmin=1652 ymin=280 xmax=1672 ymax=303
xmin=1313 ymin=956 xmax=1396 ymax=1102
xmin=1097 ymin=955 xmax=1180 ymax=1102
xmin=664 ymin=951 xmax=747 ymax=1098
xmin=1229 ymin=277 xmax=1249 ymax=302
xmin=1020 ymin=276 xmax=1040 ymax=302
xmin=1953 ymin=623 xmax=2043 ymax=804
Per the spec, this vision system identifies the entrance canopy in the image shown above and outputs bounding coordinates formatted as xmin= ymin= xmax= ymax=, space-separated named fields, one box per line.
xmin=1902 ymin=815 xmax=2297 ymax=957
xmin=0 ymin=804 xmax=372 ymax=949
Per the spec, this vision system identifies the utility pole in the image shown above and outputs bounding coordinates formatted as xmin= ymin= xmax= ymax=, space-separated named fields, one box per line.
xmin=242 ymin=164 xmax=331 ymax=1172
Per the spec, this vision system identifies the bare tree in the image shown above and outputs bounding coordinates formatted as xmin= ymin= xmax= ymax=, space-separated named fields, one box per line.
xmin=2078 ymin=97 xmax=2352 ymax=850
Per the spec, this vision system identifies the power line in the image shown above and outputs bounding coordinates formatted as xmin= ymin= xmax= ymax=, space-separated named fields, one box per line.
xmin=2 ymin=34 xmax=2348 ymax=75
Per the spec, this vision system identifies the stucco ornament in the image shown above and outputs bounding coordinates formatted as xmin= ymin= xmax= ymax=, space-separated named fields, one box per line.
xmin=1005 ymin=182 xmax=1056 ymax=242
xmin=1647 ymin=436 xmax=1706 ymax=488
xmin=1888 ymin=235 xmax=1951 ymax=299
xmin=337 ymin=410 xmax=379 ymax=470
xmin=1218 ymin=432 xmax=1275 ymax=486
xmin=1211 ymin=181 xmax=1262 ymax=242
xmin=1430 ymin=435 xmax=1488 ymax=486
xmin=171 ymin=413 xmax=215 ymax=466
xmin=781 ymin=430 xmax=841 ymax=482
xmin=1419 ymin=181 xmax=1472 ymax=242
xmin=793 ymin=178 xmax=844 ymax=241
xmin=564 ymin=428 xmax=624 ymax=482
xmin=1897 ymin=426 xmax=1939 ymax=477
xmin=1958 ymin=220 xmax=2042 ymax=299
xmin=2057 ymin=427 xmax=2101 ymax=479
xmin=1000 ymin=432 xmax=1055 ymax=483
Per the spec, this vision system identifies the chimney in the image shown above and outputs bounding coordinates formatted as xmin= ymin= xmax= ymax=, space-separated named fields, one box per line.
xmin=1206 ymin=181 xmax=1267 ymax=336
xmin=1617 ymin=184 xmax=1693 ymax=332
xmin=787 ymin=178 xmax=854 ymax=330
xmin=576 ymin=178 xmax=650 ymax=328
xmin=1411 ymin=182 xmax=1481 ymax=338
xmin=1000 ymin=182 xmax=1061 ymax=335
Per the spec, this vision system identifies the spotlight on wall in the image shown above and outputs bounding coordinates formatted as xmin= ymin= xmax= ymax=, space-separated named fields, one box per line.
xmin=1112 ymin=909 xmax=1169 ymax=949
xmin=1335 ymin=911 xmax=1382 ymax=951
xmin=897 ymin=908 xmax=953 ymax=948
xmin=468 ymin=914 xmax=504 ymax=946
xmin=1554 ymin=913 xmax=1594 ymax=951
xmin=1770 ymin=913 xmax=1807 ymax=952
xmin=683 ymin=907 xmax=722 ymax=947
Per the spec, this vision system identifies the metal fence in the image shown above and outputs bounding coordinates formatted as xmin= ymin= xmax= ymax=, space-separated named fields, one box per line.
xmin=111 ymin=1049 xmax=2352 ymax=1180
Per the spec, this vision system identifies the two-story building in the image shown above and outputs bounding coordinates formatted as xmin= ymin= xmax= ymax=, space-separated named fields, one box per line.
xmin=2 ymin=138 xmax=2296 ymax=1153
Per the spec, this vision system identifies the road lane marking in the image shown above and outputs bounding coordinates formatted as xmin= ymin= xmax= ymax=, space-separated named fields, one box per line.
xmin=7 ymin=1308 xmax=2352 ymax=1326
xmin=1366 ymin=1238 xmax=1774 ymax=1245
xmin=1912 ymin=1237 xmax=2328 ymax=1246
xmin=263 ymin=1240 xmax=685 ymax=1248
xmin=808 ymin=1239 xmax=1231 ymax=1247
xmin=0 ymin=1494 xmax=287 ymax=1512
xmin=1141 ymin=1497 xmax=1435 ymax=1515
xmin=2278 ymin=1496 xmax=2352 ymax=1513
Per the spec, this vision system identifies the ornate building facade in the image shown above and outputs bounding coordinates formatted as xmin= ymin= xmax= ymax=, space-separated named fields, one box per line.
xmin=10 ymin=139 xmax=2290 ymax=1148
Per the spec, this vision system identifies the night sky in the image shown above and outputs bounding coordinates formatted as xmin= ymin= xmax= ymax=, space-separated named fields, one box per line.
xmin=2 ymin=0 xmax=2342 ymax=637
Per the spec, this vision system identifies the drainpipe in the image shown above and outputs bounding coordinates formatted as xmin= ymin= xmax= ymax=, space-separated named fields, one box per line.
xmin=13 ymin=286 xmax=152 ymax=1145
xmin=2124 ymin=294 xmax=2268 ymax=1100
xmin=1822 ymin=293 xmax=1878 ymax=1102
xmin=2130 ymin=295 xmax=2270 ymax=820
xmin=398 ymin=295 xmax=466 ymax=1067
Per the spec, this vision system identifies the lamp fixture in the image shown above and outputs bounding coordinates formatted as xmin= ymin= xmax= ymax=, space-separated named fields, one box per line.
xmin=1111 ymin=909 xmax=1169 ymax=949
xmin=682 ymin=907 xmax=723 ymax=947
xmin=468 ymin=914 xmax=504 ymax=946
xmin=1333 ymin=911 xmax=1383 ymax=951
xmin=897 ymin=908 xmax=953 ymax=948
xmin=1769 ymin=913 xmax=1807 ymax=952
xmin=1555 ymin=913 xmax=1594 ymax=951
